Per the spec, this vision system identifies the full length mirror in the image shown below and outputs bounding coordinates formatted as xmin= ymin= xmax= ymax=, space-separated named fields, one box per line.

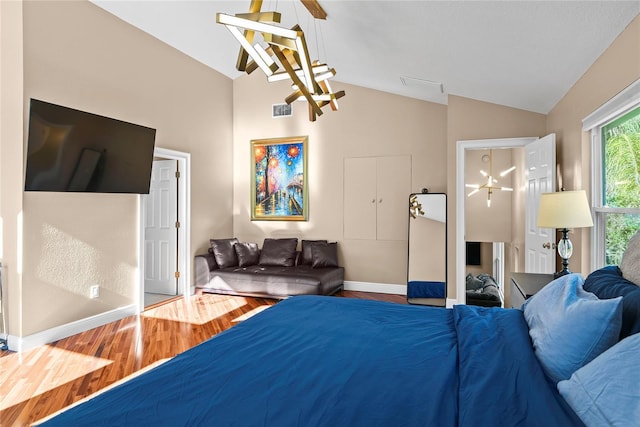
xmin=407 ymin=193 xmax=446 ymax=306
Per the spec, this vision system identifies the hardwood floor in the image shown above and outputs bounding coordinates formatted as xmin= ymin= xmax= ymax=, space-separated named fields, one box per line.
xmin=0 ymin=291 xmax=405 ymax=426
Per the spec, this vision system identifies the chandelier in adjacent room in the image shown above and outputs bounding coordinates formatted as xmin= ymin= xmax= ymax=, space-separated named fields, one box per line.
xmin=465 ymin=149 xmax=515 ymax=207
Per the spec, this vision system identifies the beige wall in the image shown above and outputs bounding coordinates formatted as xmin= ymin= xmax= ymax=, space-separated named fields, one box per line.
xmin=1 ymin=0 xmax=25 ymax=337
xmin=232 ymin=74 xmax=448 ymax=285
xmin=232 ymin=69 xmax=551 ymax=294
xmin=547 ymin=15 xmax=640 ymax=276
xmin=12 ymin=1 xmax=234 ymax=336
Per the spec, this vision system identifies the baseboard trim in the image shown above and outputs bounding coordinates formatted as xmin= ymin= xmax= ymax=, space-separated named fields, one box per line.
xmin=8 ymin=304 xmax=137 ymax=353
xmin=343 ymin=281 xmax=459 ymax=307
xmin=343 ymin=281 xmax=407 ymax=295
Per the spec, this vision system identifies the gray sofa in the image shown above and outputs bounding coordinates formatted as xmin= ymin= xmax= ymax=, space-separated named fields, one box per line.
xmin=195 ymin=238 xmax=344 ymax=299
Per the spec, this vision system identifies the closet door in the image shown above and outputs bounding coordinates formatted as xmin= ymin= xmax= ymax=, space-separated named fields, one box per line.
xmin=344 ymin=157 xmax=377 ymax=239
xmin=343 ymin=155 xmax=411 ymax=240
xmin=377 ymin=155 xmax=411 ymax=241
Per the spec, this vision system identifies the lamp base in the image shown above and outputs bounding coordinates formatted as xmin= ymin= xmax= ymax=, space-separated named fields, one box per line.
xmin=554 ymin=231 xmax=573 ymax=279
xmin=553 ymin=266 xmax=572 ymax=279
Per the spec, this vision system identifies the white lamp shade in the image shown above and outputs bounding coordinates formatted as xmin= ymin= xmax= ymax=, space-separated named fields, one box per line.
xmin=537 ymin=190 xmax=594 ymax=229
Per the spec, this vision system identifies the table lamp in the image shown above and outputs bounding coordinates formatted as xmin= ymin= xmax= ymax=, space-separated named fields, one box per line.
xmin=537 ymin=190 xmax=594 ymax=278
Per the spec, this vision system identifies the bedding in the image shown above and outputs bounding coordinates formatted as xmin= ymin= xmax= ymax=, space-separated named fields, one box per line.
xmin=406 ymin=280 xmax=445 ymax=298
xmin=39 ymin=296 xmax=582 ymax=427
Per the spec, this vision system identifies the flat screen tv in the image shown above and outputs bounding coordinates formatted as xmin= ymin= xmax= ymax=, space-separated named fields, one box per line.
xmin=466 ymin=241 xmax=482 ymax=266
xmin=25 ymin=99 xmax=156 ymax=194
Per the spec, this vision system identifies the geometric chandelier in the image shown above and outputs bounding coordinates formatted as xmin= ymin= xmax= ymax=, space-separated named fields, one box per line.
xmin=216 ymin=0 xmax=345 ymax=122
xmin=465 ymin=149 xmax=515 ymax=207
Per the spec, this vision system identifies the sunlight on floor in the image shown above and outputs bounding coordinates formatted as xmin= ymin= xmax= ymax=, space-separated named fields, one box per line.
xmin=31 ymin=358 xmax=171 ymax=426
xmin=232 ymin=305 xmax=272 ymax=323
xmin=0 ymin=346 xmax=112 ymax=411
xmin=141 ymin=294 xmax=248 ymax=325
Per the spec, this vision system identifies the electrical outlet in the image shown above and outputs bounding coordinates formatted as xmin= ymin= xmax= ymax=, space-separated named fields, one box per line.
xmin=90 ymin=285 xmax=100 ymax=299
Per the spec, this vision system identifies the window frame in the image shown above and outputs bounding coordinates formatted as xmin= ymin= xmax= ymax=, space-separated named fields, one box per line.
xmin=584 ymin=79 xmax=640 ymax=269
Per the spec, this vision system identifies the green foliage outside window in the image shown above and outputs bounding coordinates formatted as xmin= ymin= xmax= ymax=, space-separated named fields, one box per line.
xmin=602 ymin=106 xmax=640 ymax=265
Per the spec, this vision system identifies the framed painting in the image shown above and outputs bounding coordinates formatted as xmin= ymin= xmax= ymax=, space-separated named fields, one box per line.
xmin=251 ymin=136 xmax=308 ymax=221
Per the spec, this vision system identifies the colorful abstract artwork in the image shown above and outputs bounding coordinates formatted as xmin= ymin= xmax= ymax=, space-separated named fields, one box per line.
xmin=251 ymin=136 xmax=308 ymax=221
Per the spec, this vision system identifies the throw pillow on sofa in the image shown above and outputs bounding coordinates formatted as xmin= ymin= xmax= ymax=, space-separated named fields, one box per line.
xmin=301 ymin=240 xmax=328 ymax=265
xmin=210 ymin=238 xmax=239 ymax=269
xmin=311 ymin=242 xmax=339 ymax=268
xmin=258 ymin=238 xmax=298 ymax=267
xmin=234 ymin=242 xmax=260 ymax=267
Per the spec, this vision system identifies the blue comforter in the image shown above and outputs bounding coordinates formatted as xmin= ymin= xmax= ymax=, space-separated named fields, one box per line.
xmin=39 ymin=296 xmax=582 ymax=426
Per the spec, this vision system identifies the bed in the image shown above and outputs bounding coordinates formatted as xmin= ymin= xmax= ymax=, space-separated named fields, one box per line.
xmin=38 ymin=256 xmax=640 ymax=426
xmin=38 ymin=296 xmax=578 ymax=426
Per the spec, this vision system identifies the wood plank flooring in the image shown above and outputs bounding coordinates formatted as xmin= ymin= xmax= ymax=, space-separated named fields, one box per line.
xmin=0 ymin=291 xmax=405 ymax=426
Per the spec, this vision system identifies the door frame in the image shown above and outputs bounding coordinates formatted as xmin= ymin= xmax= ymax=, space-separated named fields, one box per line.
xmin=138 ymin=147 xmax=191 ymax=313
xmin=456 ymin=137 xmax=537 ymax=306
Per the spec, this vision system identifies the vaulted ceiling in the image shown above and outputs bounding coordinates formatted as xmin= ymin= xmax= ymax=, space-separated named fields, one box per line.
xmin=92 ymin=1 xmax=639 ymax=113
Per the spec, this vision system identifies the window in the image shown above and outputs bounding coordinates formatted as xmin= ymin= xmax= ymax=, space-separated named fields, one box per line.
xmin=586 ymin=80 xmax=640 ymax=268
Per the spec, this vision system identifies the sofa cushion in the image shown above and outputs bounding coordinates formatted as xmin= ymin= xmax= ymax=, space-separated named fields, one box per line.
xmin=584 ymin=265 xmax=640 ymax=339
xmin=259 ymin=238 xmax=298 ymax=267
xmin=203 ymin=265 xmax=344 ymax=298
xmin=234 ymin=242 xmax=260 ymax=267
xmin=311 ymin=242 xmax=339 ymax=268
xmin=301 ymin=240 xmax=328 ymax=265
xmin=210 ymin=238 xmax=240 ymax=268
xmin=465 ymin=273 xmax=484 ymax=291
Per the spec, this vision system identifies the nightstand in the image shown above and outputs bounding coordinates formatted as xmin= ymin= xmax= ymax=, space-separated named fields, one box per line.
xmin=510 ymin=272 xmax=554 ymax=309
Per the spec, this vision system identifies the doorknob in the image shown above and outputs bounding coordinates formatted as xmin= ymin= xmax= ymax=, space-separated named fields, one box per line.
xmin=542 ymin=242 xmax=557 ymax=250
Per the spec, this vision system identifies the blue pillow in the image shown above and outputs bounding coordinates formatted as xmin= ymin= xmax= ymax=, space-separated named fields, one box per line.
xmin=523 ymin=274 xmax=623 ymax=383
xmin=558 ymin=332 xmax=640 ymax=426
xmin=584 ymin=265 xmax=640 ymax=339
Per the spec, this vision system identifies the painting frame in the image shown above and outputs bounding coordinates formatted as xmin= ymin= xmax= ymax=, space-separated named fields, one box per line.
xmin=251 ymin=136 xmax=308 ymax=221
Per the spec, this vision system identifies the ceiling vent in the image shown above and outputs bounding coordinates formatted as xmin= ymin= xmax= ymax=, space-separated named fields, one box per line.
xmin=272 ymin=103 xmax=293 ymax=118
xmin=400 ymin=76 xmax=444 ymax=94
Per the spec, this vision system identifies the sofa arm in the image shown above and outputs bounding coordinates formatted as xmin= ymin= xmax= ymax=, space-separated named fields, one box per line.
xmin=194 ymin=253 xmax=217 ymax=288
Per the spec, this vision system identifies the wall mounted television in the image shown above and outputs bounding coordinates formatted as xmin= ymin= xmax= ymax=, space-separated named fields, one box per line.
xmin=466 ymin=241 xmax=482 ymax=266
xmin=25 ymin=99 xmax=156 ymax=194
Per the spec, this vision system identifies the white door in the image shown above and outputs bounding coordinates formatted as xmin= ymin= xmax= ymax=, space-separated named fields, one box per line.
xmin=144 ymin=160 xmax=178 ymax=295
xmin=525 ymin=134 xmax=556 ymax=274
